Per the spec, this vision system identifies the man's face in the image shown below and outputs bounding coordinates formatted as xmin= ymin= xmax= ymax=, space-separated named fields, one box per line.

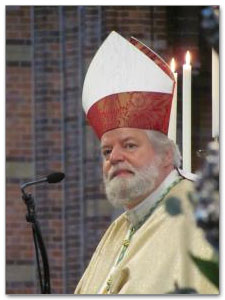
xmin=101 ymin=128 xmax=162 ymax=208
xmin=101 ymin=127 xmax=157 ymax=177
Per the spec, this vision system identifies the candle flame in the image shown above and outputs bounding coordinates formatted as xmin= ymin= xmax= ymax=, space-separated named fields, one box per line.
xmin=170 ymin=58 xmax=176 ymax=73
xmin=185 ymin=51 xmax=191 ymax=65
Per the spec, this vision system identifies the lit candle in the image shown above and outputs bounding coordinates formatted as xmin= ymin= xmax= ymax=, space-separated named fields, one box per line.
xmin=182 ymin=51 xmax=192 ymax=172
xmin=168 ymin=58 xmax=178 ymax=143
xmin=212 ymin=48 xmax=219 ymax=138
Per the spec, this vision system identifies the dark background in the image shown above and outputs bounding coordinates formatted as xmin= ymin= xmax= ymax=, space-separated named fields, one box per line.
xmin=6 ymin=6 xmax=214 ymax=294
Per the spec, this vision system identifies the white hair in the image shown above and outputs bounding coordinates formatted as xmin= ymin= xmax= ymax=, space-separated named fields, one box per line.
xmin=144 ymin=130 xmax=181 ymax=168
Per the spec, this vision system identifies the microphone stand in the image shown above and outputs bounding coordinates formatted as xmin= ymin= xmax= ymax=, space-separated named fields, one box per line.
xmin=21 ymin=188 xmax=51 ymax=294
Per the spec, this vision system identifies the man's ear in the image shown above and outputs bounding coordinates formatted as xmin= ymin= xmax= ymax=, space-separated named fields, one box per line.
xmin=163 ymin=148 xmax=173 ymax=167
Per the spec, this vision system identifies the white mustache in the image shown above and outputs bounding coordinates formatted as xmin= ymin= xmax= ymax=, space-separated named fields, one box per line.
xmin=107 ymin=163 xmax=136 ymax=180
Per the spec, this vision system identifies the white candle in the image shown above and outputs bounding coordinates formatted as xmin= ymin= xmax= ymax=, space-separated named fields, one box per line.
xmin=212 ymin=48 xmax=219 ymax=138
xmin=168 ymin=58 xmax=178 ymax=143
xmin=182 ymin=51 xmax=192 ymax=172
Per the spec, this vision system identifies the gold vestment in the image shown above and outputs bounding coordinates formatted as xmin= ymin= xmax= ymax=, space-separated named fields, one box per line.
xmin=75 ymin=179 xmax=218 ymax=294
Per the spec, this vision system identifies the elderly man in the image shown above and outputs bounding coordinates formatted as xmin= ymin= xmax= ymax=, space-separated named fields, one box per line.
xmin=74 ymin=32 xmax=218 ymax=294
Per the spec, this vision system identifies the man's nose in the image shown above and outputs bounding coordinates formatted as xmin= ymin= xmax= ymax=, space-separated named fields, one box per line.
xmin=109 ymin=146 xmax=125 ymax=164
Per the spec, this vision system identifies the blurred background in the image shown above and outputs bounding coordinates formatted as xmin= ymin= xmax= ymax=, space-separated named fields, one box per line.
xmin=6 ymin=5 xmax=217 ymax=294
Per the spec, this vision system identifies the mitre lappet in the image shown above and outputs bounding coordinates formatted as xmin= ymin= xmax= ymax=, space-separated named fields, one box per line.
xmin=82 ymin=31 xmax=176 ymax=139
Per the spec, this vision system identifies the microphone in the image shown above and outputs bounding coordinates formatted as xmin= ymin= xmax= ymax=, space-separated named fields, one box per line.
xmin=21 ymin=172 xmax=65 ymax=193
xmin=46 ymin=172 xmax=65 ymax=183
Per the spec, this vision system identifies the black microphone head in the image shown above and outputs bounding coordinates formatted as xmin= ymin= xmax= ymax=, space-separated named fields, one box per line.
xmin=47 ymin=172 xmax=65 ymax=183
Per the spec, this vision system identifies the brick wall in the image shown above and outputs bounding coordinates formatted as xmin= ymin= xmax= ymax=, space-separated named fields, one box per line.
xmin=6 ymin=5 xmax=214 ymax=294
xmin=6 ymin=6 xmax=35 ymax=294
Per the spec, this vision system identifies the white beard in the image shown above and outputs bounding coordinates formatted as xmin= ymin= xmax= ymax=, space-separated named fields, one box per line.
xmin=103 ymin=158 xmax=161 ymax=208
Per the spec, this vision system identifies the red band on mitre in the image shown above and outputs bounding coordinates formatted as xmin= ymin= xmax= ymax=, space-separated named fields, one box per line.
xmin=129 ymin=37 xmax=175 ymax=81
xmin=87 ymin=91 xmax=173 ymax=139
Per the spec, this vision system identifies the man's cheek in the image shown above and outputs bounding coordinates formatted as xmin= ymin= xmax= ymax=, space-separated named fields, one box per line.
xmin=103 ymin=165 xmax=110 ymax=179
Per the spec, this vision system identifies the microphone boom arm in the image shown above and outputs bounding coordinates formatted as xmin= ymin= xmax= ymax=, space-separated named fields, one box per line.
xmin=22 ymin=191 xmax=51 ymax=294
xmin=20 ymin=172 xmax=65 ymax=294
xmin=21 ymin=178 xmax=47 ymax=193
xmin=21 ymin=182 xmax=52 ymax=293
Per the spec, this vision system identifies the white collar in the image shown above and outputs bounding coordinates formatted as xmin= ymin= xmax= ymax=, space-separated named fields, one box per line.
xmin=125 ymin=169 xmax=180 ymax=227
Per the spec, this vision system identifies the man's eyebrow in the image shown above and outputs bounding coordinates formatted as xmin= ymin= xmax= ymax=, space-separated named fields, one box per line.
xmin=122 ymin=136 xmax=137 ymax=142
xmin=100 ymin=143 xmax=113 ymax=151
xmin=100 ymin=136 xmax=137 ymax=150
xmin=100 ymin=144 xmax=111 ymax=150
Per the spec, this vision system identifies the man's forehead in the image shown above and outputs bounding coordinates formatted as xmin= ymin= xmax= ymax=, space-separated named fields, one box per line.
xmin=101 ymin=128 xmax=147 ymax=145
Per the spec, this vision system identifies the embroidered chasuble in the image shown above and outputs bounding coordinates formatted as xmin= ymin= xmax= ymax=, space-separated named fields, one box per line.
xmin=74 ymin=171 xmax=218 ymax=294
